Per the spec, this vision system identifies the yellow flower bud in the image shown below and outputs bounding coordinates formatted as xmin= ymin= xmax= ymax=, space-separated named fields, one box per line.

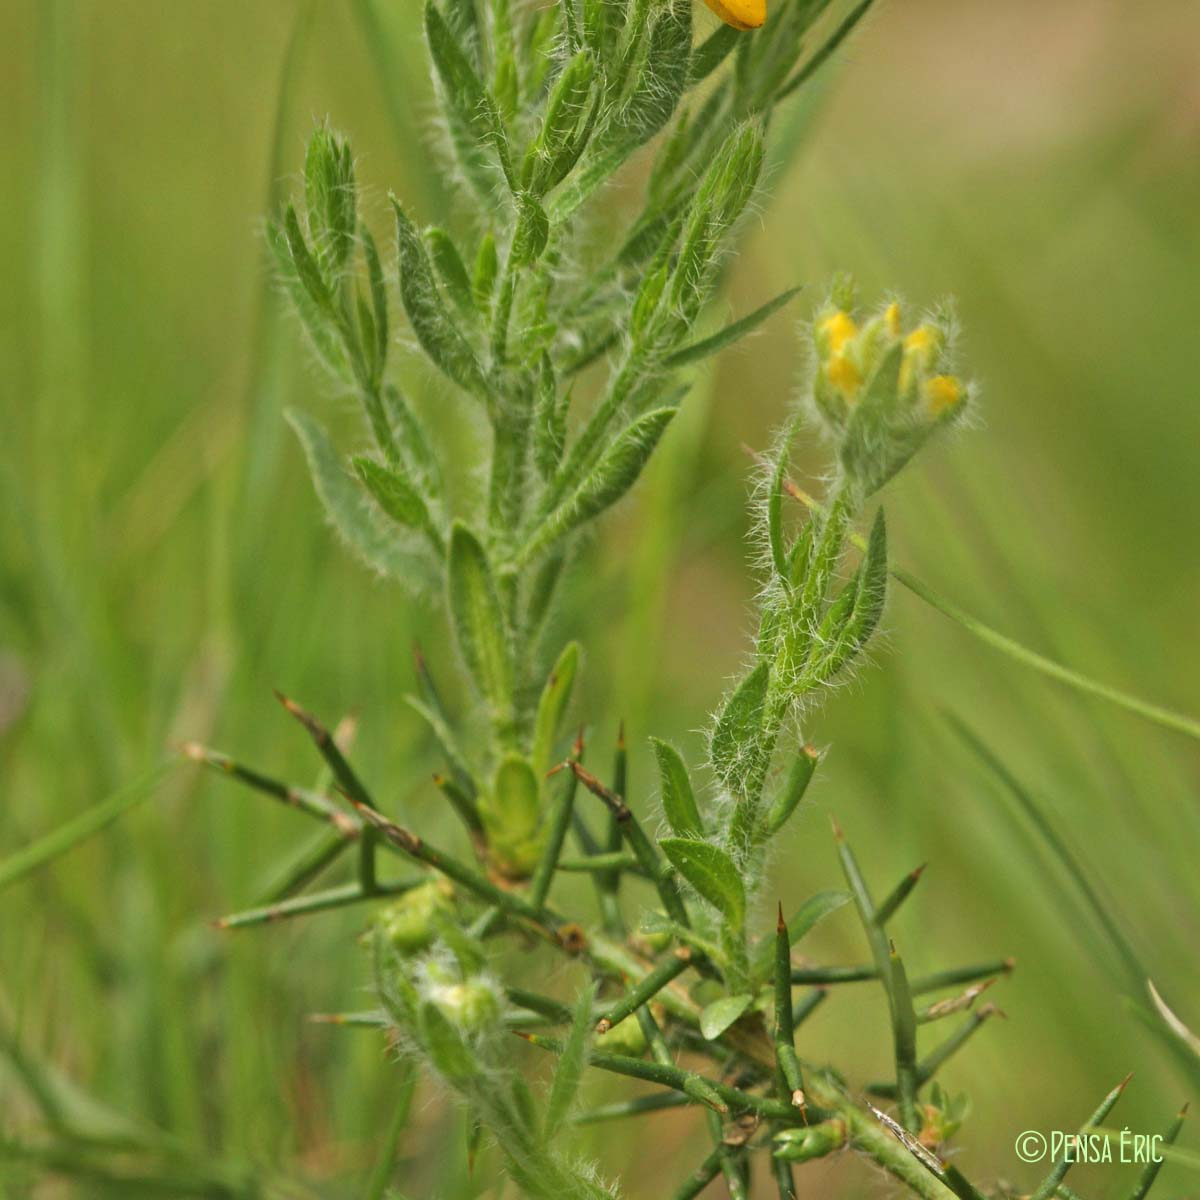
xmin=923 ymin=374 xmax=963 ymax=416
xmin=818 ymin=310 xmax=858 ymax=355
xmin=826 ymin=352 xmax=862 ymax=399
xmin=702 ymin=0 xmax=766 ymax=30
xmin=884 ymin=302 xmax=901 ymax=337
xmin=899 ymin=324 xmax=942 ymax=396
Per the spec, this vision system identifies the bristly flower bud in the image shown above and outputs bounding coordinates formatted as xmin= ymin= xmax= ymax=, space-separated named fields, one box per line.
xmin=773 ymin=1118 xmax=847 ymax=1162
xmin=376 ymin=880 xmax=455 ymax=955
xmin=809 ymin=289 xmax=970 ymax=495
xmin=303 ymin=123 xmax=357 ymax=275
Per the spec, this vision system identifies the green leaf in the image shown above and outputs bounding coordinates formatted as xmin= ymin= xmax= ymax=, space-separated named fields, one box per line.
xmin=287 ymin=408 xmax=434 ymax=585
xmin=531 ymin=642 xmax=581 ymax=778
xmin=472 ymin=232 xmax=499 ymax=312
xmin=659 ymin=837 xmax=745 ymax=929
xmin=785 ymin=890 xmax=850 ymax=947
xmin=353 ymin=456 xmax=443 ymax=555
xmin=268 ymin=219 xmax=346 ymax=375
xmin=424 ymin=0 xmax=507 ymax=201
xmin=362 ymin=224 xmax=389 ymax=374
xmin=447 ymin=523 xmax=514 ymax=728
xmin=550 ymin=1 xmax=692 ymax=221
xmin=710 ymin=661 xmax=770 ymax=797
xmin=404 ymin=695 xmax=477 ymax=799
xmin=393 ymin=199 xmax=487 ymax=397
xmin=699 ymin=993 xmax=753 ymax=1041
xmin=650 ymin=738 xmax=703 ymax=838
xmin=425 ymin=226 xmax=478 ymax=321
xmin=665 ymin=287 xmax=802 ymax=369
xmin=533 ymin=354 xmax=566 ymax=480
xmin=0 ymin=764 xmax=173 ymax=894
xmin=523 ymin=50 xmax=596 ymax=195
xmin=815 ymin=508 xmax=887 ymax=681
xmin=526 ymin=407 xmax=676 ymax=559
xmin=511 ymin=191 xmax=550 ymax=268
xmin=764 ymin=745 xmax=820 ymax=835
xmin=544 ymin=983 xmax=596 ymax=1138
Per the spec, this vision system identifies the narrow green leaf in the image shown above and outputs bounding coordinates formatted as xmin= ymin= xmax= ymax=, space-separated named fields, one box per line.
xmin=353 ymin=455 xmax=443 ymax=555
xmin=710 ymin=661 xmax=770 ymax=797
xmin=659 ymin=837 xmax=745 ymax=928
xmin=665 ymin=287 xmax=802 ymax=369
xmin=525 ymin=407 xmax=677 ymax=559
xmin=362 ymin=224 xmax=389 ymax=374
xmin=447 ymin=523 xmax=514 ymax=728
xmin=545 ymin=983 xmax=596 ymax=1138
xmin=393 ymin=198 xmax=487 ymax=397
xmin=287 ymin=408 xmax=434 ymax=584
xmin=651 ymin=738 xmax=703 ymax=838
xmin=532 ymin=642 xmax=581 ymax=778
xmin=425 ymin=0 xmax=507 ymax=200
xmin=699 ymin=994 xmax=753 ymax=1041
xmin=425 ymin=226 xmax=477 ymax=321
xmin=533 ymin=354 xmax=567 ymax=480
xmin=764 ymin=745 xmax=820 ymax=835
xmin=0 ymin=765 xmax=173 ymax=893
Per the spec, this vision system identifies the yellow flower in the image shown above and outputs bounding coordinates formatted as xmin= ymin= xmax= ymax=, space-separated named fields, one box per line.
xmin=818 ymin=309 xmax=858 ymax=355
xmin=924 ymin=374 xmax=963 ymax=415
xmin=884 ymin=302 xmax=901 ymax=337
xmin=826 ymin=353 xmax=862 ymax=399
xmin=702 ymin=0 xmax=766 ymax=30
xmin=899 ymin=324 xmax=941 ymax=395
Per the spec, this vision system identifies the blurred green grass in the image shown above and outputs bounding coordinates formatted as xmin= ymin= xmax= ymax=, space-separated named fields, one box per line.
xmin=2 ymin=0 xmax=1198 ymax=1195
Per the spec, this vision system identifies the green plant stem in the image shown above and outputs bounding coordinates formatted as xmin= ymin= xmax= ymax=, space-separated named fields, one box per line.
xmin=573 ymin=1092 xmax=690 ymax=1125
xmin=867 ymin=1007 xmax=1000 ymax=1096
xmin=876 ymin=864 xmax=926 ymax=926
xmin=595 ymin=950 xmax=693 ymax=1033
xmin=529 ymin=758 xmax=580 ymax=911
xmin=518 ymin=1032 xmax=809 ymax=1122
xmin=1030 ymin=1077 xmax=1130 ymax=1200
xmin=216 ymin=879 xmax=419 ymax=929
xmin=806 ymin=1078 xmax=958 ymax=1200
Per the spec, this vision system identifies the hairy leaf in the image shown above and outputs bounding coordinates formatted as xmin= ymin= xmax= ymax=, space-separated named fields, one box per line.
xmin=659 ymin=837 xmax=745 ymax=928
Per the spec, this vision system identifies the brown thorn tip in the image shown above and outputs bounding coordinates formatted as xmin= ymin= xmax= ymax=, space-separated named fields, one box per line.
xmin=777 ymin=901 xmax=786 ymax=932
xmin=912 ymin=863 xmax=928 ymax=880
xmin=617 ymin=719 xmax=626 ymax=747
xmin=212 ymin=918 xmax=229 ymax=930
xmin=1118 ymin=1071 xmax=1134 ymax=1091
xmin=792 ymin=1090 xmax=806 ymax=1109
xmin=412 ymin=641 xmax=425 ymax=669
xmin=1180 ymin=1102 xmax=1190 ymax=1117
xmin=180 ymin=741 xmax=205 ymax=761
xmin=830 ymin=815 xmax=844 ymax=841
xmin=1003 ymin=957 xmax=1017 ymax=973
xmin=595 ymin=1019 xmax=613 ymax=1035
xmin=512 ymin=1030 xmax=534 ymax=1042
xmin=573 ymin=726 xmax=585 ymax=756
xmin=545 ymin=761 xmax=567 ymax=779
xmin=803 ymin=744 xmax=819 ymax=759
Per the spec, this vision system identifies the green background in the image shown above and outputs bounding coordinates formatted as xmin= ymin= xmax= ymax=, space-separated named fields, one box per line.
xmin=2 ymin=1 xmax=1198 ymax=1195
